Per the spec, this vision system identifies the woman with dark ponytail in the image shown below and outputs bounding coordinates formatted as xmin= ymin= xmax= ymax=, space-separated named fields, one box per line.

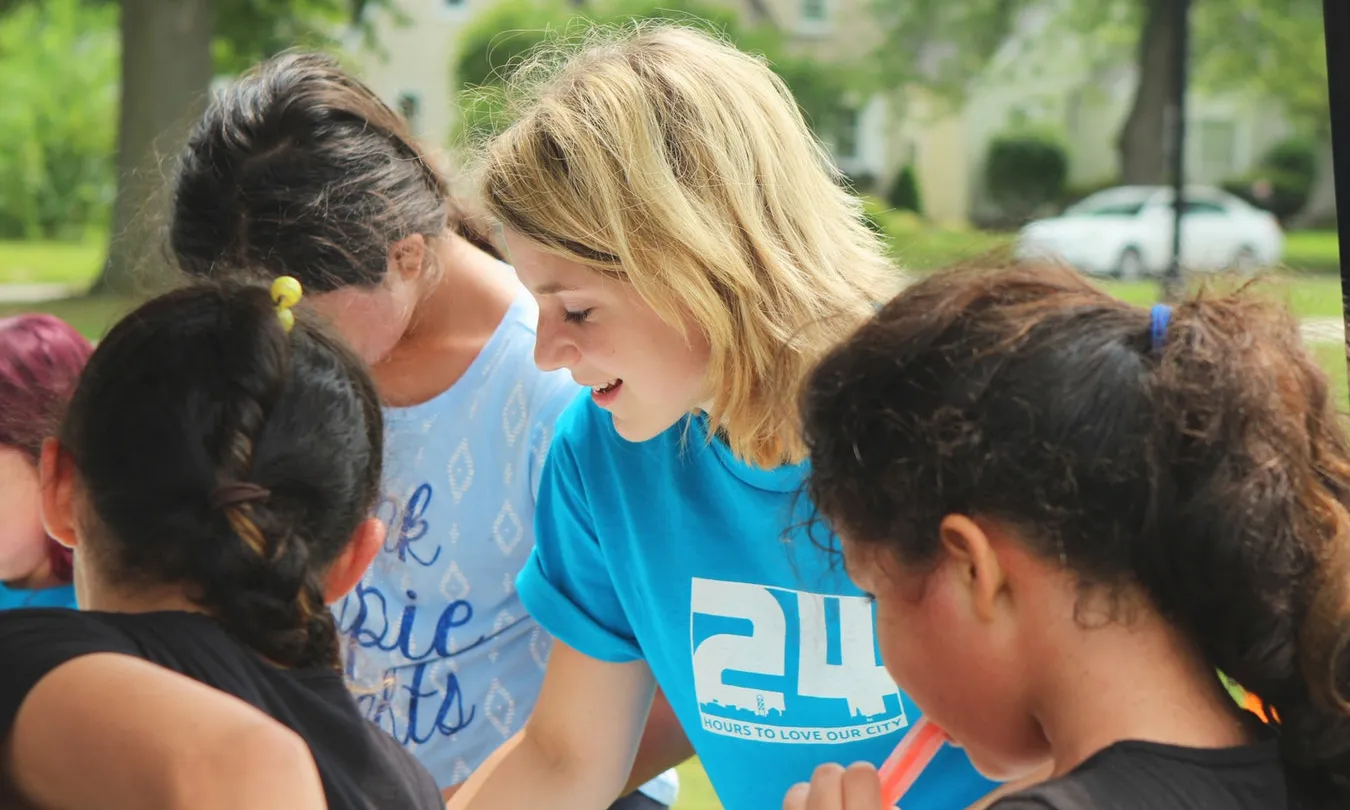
xmin=169 ymin=50 xmax=685 ymax=807
xmin=790 ymin=262 xmax=1350 ymax=810
xmin=0 ymin=279 xmax=443 ymax=810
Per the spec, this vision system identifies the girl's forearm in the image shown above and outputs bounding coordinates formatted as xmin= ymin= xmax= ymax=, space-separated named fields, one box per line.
xmin=447 ymin=728 xmax=627 ymax=810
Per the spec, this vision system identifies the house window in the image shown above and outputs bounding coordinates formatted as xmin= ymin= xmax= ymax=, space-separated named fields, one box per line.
xmin=800 ymin=0 xmax=827 ymax=24
xmin=397 ymin=93 xmax=422 ymax=136
xmin=834 ymin=107 xmax=861 ymax=160
xmin=1064 ymin=90 xmax=1083 ymax=139
xmin=1195 ymin=119 xmax=1237 ymax=182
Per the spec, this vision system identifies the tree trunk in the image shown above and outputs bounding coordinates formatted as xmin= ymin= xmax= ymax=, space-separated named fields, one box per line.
xmin=1116 ymin=0 xmax=1178 ymax=185
xmin=92 ymin=0 xmax=214 ymax=297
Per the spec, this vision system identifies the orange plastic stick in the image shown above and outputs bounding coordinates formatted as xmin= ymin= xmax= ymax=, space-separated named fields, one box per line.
xmin=1242 ymin=690 xmax=1271 ymax=722
xmin=878 ymin=716 xmax=948 ymax=809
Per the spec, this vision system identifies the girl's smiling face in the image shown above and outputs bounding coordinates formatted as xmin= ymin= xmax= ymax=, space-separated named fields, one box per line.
xmin=505 ymin=231 xmax=710 ymax=442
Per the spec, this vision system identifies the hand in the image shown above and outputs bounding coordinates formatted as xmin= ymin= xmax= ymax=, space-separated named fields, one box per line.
xmin=784 ymin=763 xmax=889 ymax=810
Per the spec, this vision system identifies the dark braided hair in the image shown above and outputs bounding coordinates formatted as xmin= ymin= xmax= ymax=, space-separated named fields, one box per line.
xmin=171 ymin=50 xmax=499 ymax=292
xmin=59 ymin=282 xmax=383 ymax=670
xmin=802 ymin=262 xmax=1350 ymax=802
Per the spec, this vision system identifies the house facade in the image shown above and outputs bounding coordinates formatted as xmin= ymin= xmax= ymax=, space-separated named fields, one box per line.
xmin=951 ymin=6 xmax=1294 ymax=224
xmin=344 ymin=0 xmax=1294 ymax=225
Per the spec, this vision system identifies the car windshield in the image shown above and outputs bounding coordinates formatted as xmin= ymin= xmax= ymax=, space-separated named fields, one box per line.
xmin=1065 ymin=189 xmax=1154 ymax=216
xmin=1073 ymin=201 xmax=1146 ymax=216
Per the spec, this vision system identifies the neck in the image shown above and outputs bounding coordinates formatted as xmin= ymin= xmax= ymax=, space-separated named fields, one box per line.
xmin=5 ymin=555 xmax=61 ymax=592
xmin=1027 ymin=596 xmax=1251 ymax=776
xmin=372 ymin=232 xmax=518 ymax=405
xmin=404 ymin=233 xmax=516 ymax=347
xmin=79 ymin=575 xmax=203 ymax=615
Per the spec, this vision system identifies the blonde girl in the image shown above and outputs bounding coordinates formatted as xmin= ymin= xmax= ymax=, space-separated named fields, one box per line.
xmin=448 ymin=24 xmax=1003 ymax=810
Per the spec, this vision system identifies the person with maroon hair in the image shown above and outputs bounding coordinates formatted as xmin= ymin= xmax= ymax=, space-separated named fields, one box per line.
xmin=0 ymin=313 xmax=91 ymax=610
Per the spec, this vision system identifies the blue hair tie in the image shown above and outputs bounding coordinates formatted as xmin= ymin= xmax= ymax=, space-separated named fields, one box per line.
xmin=1150 ymin=303 xmax=1172 ymax=352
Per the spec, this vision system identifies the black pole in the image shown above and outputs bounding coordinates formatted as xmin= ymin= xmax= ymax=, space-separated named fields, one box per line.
xmin=1326 ymin=0 xmax=1350 ymax=368
xmin=1164 ymin=0 xmax=1191 ymax=301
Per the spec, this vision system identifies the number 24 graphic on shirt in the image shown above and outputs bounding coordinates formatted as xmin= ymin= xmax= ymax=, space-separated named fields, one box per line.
xmin=689 ymin=578 xmax=908 ymax=744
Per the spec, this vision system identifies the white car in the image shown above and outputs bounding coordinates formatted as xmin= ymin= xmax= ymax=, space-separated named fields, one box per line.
xmin=1015 ymin=185 xmax=1285 ymax=280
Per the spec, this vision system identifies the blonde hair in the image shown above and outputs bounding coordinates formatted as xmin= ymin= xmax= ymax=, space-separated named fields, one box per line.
xmin=480 ymin=23 xmax=898 ymax=467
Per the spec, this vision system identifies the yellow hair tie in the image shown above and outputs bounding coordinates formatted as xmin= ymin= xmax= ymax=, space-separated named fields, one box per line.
xmin=270 ymin=276 xmax=303 ymax=333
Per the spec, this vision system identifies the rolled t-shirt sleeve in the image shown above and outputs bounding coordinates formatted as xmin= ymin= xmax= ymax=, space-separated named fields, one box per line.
xmin=517 ymin=420 xmax=642 ymax=664
xmin=0 ymin=610 xmax=138 ymax=733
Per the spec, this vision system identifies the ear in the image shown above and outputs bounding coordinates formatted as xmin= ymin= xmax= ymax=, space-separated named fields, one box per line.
xmin=937 ymin=514 xmax=1006 ymax=623
xmin=323 ymin=517 xmax=385 ymax=603
xmin=387 ymin=234 xmax=428 ymax=282
xmin=39 ymin=438 xmax=80 ymax=550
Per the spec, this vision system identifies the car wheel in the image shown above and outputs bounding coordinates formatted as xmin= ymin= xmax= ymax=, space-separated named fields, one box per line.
xmin=1115 ymin=247 xmax=1145 ymax=281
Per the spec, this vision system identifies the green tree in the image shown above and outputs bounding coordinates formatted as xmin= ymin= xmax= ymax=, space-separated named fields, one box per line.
xmin=98 ymin=0 xmax=393 ymax=296
xmin=870 ymin=0 xmax=1328 ymax=191
xmin=1192 ymin=0 xmax=1332 ymax=223
xmin=0 ymin=0 xmax=392 ymax=294
xmin=867 ymin=0 xmax=1025 ymax=103
xmin=452 ymin=0 xmax=590 ymax=146
xmin=1051 ymin=0 xmax=1179 ymax=186
xmin=452 ymin=0 xmax=859 ymax=151
xmin=886 ymin=164 xmax=922 ymax=214
xmin=984 ymin=128 xmax=1069 ymax=221
xmin=868 ymin=0 xmax=1178 ymax=185
xmin=1193 ymin=0 xmax=1327 ymax=138
xmin=0 ymin=0 xmax=117 ymax=239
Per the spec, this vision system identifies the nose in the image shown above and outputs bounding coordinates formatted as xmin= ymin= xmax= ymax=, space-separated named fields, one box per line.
xmin=533 ymin=318 xmax=581 ymax=372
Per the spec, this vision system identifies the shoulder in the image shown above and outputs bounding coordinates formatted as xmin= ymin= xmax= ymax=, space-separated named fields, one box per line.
xmin=990 ymin=738 xmax=1290 ymax=810
xmin=530 ymin=369 xmax=582 ymax=430
xmin=357 ymin=719 xmax=445 ymax=809
xmin=0 ymin=610 xmax=141 ymax=731
xmin=0 ymin=609 xmax=133 ymax=653
xmin=491 ymin=283 xmax=544 ymax=358
xmin=987 ymin=778 xmax=1095 ymax=810
xmin=0 ymin=584 xmax=77 ymax=610
xmin=490 ymin=288 xmax=581 ymax=420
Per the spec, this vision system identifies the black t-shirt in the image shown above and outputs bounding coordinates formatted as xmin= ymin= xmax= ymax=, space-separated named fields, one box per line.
xmin=990 ymin=728 xmax=1333 ymax=810
xmin=0 ymin=609 xmax=443 ymax=810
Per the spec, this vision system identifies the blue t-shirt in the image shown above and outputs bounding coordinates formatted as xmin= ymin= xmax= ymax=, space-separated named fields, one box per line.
xmin=519 ymin=396 xmax=1000 ymax=810
xmin=0 ymin=582 xmax=76 ymax=611
xmin=334 ymin=289 xmax=678 ymax=804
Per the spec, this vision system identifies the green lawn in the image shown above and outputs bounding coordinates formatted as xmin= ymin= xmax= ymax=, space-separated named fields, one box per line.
xmin=888 ymin=227 xmax=1015 ymax=273
xmin=873 ymin=204 xmax=1340 ymax=276
xmin=1285 ymin=229 xmax=1342 ymax=273
xmin=1100 ymin=273 xmax=1347 ymax=320
xmin=3 ymin=274 xmax=1342 ymax=341
xmin=0 ymin=237 xmax=104 ymax=288
xmin=1314 ymin=342 xmax=1350 ymax=413
xmin=0 ymin=228 xmax=1342 ymax=289
xmin=0 ymin=294 xmax=134 ymax=337
xmin=675 ymin=760 xmax=720 ymax=810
